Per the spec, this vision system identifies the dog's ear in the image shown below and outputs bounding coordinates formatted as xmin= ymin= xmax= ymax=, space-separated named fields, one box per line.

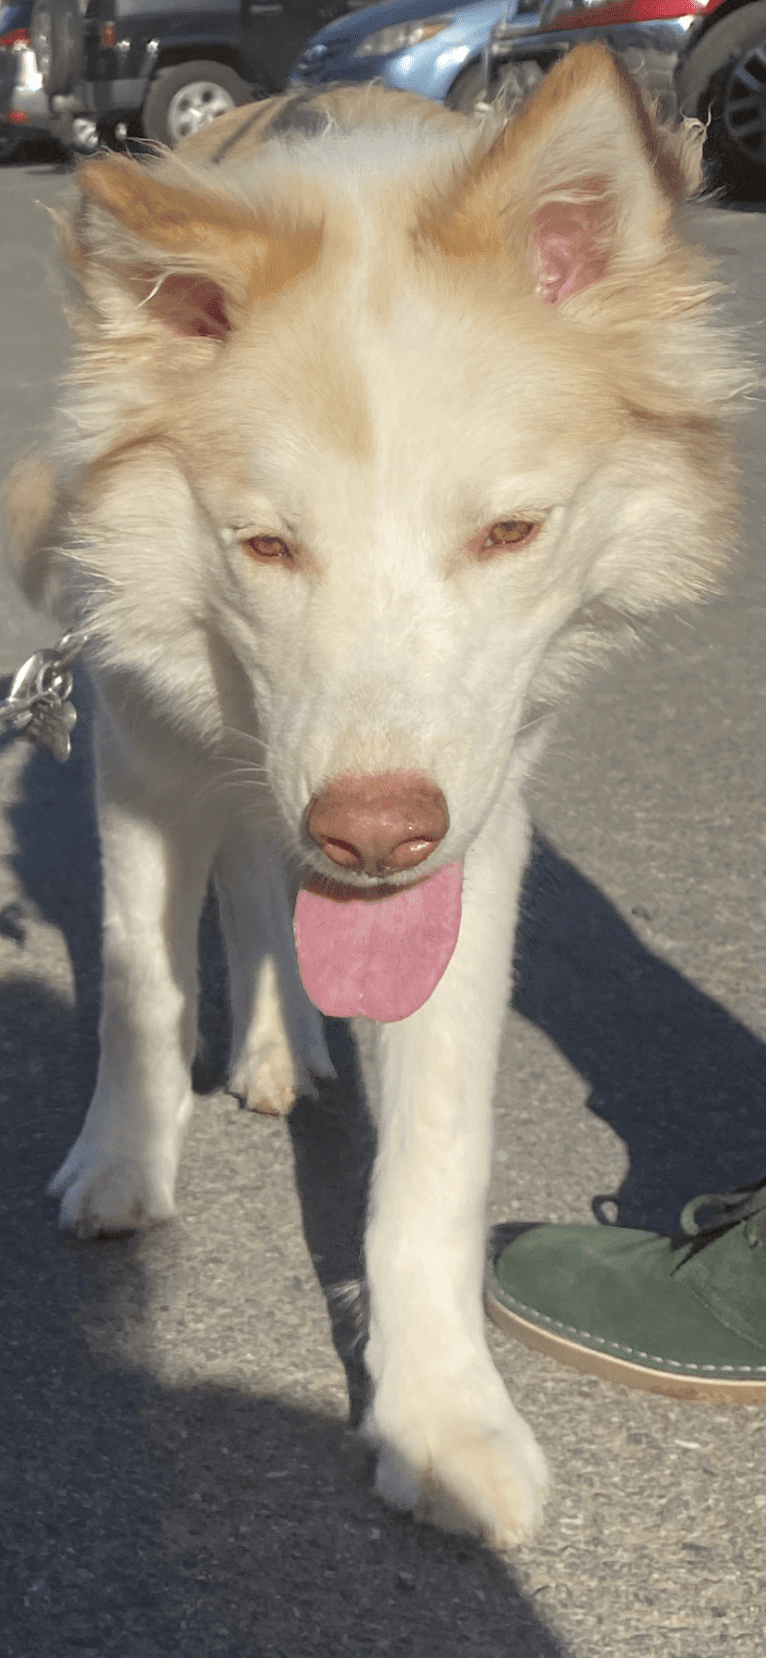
xmin=69 ymin=154 xmax=322 ymax=339
xmin=2 ymin=454 xmax=67 ymax=614
xmin=421 ymin=45 xmax=703 ymax=306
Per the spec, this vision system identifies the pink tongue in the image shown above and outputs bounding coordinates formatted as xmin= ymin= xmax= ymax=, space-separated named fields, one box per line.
xmin=294 ymin=863 xmax=463 ymax=1023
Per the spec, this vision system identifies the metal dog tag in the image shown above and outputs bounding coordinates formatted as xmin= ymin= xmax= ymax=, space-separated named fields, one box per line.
xmin=0 ymin=632 xmax=87 ymax=762
xmin=25 ymin=697 xmax=78 ymax=762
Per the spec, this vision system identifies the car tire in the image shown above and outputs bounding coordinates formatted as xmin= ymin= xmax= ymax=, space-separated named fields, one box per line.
xmin=142 ymin=61 xmax=254 ymax=148
xmin=678 ymin=0 xmax=766 ymax=196
xmin=0 ymin=127 xmax=23 ymax=162
xmin=31 ymin=0 xmax=82 ymax=97
xmin=445 ymin=60 xmax=488 ymax=115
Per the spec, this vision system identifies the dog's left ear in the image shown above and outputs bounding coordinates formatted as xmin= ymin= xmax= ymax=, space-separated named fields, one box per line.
xmin=422 ymin=45 xmax=703 ymax=306
xmin=70 ymin=153 xmax=322 ymax=338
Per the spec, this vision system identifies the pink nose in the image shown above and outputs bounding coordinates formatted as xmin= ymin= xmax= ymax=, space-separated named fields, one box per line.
xmin=305 ymin=772 xmax=449 ymax=876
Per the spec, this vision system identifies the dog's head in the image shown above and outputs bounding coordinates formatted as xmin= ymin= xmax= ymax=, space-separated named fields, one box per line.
xmin=9 ymin=49 xmax=744 ymax=1014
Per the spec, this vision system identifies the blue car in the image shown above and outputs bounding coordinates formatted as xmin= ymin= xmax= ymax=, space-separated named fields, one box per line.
xmin=289 ymin=0 xmax=533 ymax=115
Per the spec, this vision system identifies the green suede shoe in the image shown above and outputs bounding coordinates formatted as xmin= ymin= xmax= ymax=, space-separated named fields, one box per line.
xmin=486 ymin=1179 xmax=766 ymax=1401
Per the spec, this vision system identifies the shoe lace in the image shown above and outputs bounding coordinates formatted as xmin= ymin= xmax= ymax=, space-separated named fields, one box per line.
xmin=675 ymin=1177 xmax=766 ymax=1256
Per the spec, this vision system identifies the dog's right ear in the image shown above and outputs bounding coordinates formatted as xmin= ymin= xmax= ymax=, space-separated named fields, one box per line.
xmin=419 ymin=45 xmax=705 ymax=313
xmin=69 ymin=153 xmax=323 ymax=339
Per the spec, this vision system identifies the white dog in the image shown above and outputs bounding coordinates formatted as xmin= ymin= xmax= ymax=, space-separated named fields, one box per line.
xmin=5 ymin=48 xmax=742 ymax=1548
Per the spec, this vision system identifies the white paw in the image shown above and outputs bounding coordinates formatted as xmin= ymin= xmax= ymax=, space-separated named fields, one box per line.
xmin=49 ymin=1135 xmax=179 ymax=1237
xmin=367 ymin=1399 xmax=549 ymax=1550
xmin=229 ymin=956 xmax=334 ymax=1116
xmin=229 ymin=1036 xmax=308 ymax=1117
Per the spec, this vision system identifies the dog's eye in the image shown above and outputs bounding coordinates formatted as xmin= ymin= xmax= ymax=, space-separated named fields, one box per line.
xmin=481 ymin=519 xmax=541 ymax=555
xmin=241 ymin=533 xmax=292 ymax=563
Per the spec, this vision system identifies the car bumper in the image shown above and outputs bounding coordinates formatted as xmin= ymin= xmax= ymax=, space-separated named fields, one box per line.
xmin=288 ymin=53 xmax=423 ymax=90
xmin=488 ymin=16 xmax=698 ymax=101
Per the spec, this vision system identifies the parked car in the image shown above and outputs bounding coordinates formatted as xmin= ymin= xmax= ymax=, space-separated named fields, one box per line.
xmin=487 ymin=0 xmax=766 ymax=193
xmin=0 ymin=0 xmax=63 ymax=156
xmin=78 ymin=0 xmax=376 ymax=147
xmin=0 ymin=0 xmax=100 ymax=152
xmin=289 ymin=0 xmax=541 ymax=112
xmin=1 ymin=0 xmax=374 ymax=157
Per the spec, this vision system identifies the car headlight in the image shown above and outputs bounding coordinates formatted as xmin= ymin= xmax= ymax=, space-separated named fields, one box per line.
xmin=353 ymin=17 xmax=453 ymax=58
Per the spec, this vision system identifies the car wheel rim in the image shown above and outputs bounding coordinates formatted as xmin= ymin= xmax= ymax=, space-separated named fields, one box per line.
xmin=165 ymin=81 xmax=236 ymax=144
xmin=723 ymin=41 xmax=766 ymax=166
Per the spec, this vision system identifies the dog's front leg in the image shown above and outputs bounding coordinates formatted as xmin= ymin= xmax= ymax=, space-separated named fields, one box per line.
xmin=214 ymin=823 xmax=333 ymax=1115
xmin=361 ymin=797 xmax=548 ymax=1548
xmin=50 ymin=713 xmax=219 ymax=1236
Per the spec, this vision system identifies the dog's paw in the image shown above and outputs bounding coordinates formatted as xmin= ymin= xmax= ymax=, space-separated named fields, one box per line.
xmin=368 ymin=1400 xmax=548 ymax=1550
xmin=228 ymin=958 xmax=333 ymax=1115
xmin=49 ymin=1138 xmax=178 ymax=1237
xmin=228 ymin=1034 xmax=310 ymax=1116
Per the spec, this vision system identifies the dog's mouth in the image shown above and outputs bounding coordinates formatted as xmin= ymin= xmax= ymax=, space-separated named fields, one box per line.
xmin=294 ymin=863 xmax=463 ymax=1023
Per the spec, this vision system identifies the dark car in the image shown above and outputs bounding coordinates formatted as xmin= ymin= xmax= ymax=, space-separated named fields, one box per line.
xmin=79 ymin=0 xmax=369 ymax=146
xmin=3 ymin=0 xmax=372 ymax=153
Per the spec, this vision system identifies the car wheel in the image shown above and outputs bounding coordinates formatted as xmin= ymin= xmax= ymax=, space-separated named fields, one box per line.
xmin=678 ymin=0 xmax=766 ymax=196
xmin=445 ymin=60 xmax=488 ymax=115
xmin=142 ymin=61 xmax=254 ymax=148
xmin=0 ymin=127 xmax=23 ymax=163
xmin=31 ymin=0 xmax=82 ymax=97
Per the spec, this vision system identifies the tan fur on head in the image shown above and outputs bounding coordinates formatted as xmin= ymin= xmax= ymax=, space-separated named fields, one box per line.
xmin=176 ymin=80 xmax=465 ymax=166
xmin=69 ymin=152 xmax=325 ymax=337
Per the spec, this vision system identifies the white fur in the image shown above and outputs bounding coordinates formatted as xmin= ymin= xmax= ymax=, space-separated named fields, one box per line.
xmin=6 ymin=61 xmax=745 ymax=1550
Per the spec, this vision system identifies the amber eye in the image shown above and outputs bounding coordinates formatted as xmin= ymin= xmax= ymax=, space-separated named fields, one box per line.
xmin=242 ymin=533 xmax=291 ymax=562
xmin=481 ymin=519 xmax=541 ymax=554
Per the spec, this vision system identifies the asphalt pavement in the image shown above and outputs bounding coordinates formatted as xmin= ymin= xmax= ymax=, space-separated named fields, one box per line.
xmin=1 ymin=144 xmax=765 ymax=1658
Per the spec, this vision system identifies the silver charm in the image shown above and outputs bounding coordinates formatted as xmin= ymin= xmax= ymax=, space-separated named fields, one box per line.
xmin=0 ymin=631 xmax=88 ymax=762
xmin=24 ymin=695 xmax=79 ymax=762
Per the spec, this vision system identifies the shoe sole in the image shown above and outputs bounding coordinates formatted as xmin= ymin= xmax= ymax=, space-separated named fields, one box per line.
xmin=485 ymin=1284 xmax=766 ymax=1403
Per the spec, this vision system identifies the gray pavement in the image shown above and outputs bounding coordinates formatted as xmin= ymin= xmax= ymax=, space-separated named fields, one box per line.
xmin=1 ymin=147 xmax=765 ymax=1658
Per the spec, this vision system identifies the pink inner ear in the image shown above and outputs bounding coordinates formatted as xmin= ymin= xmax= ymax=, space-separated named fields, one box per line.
xmin=149 ymin=273 xmax=231 ymax=339
xmin=534 ymin=195 xmax=612 ymax=306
